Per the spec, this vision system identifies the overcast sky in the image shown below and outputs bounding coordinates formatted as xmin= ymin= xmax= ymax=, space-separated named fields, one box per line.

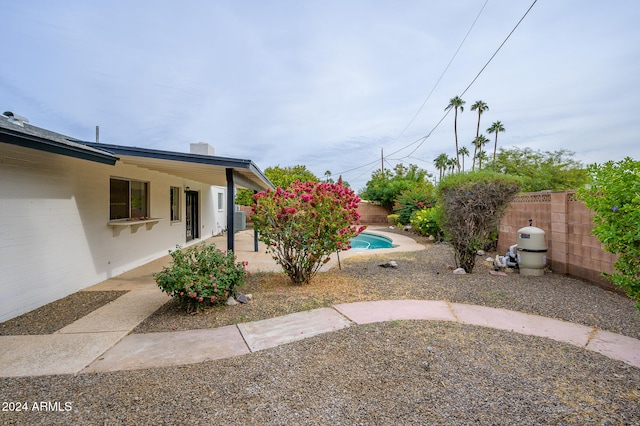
xmin=3 ymin=1 xmax=639 ymax=190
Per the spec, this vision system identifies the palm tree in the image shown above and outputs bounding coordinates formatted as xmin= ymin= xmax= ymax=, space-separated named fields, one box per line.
xmin=477 ymin=150 xmax=489 ymax=170
xmin=470 ymin=100 xmax=489 ymax=171
xmin=486 ymin=120 xmax=505 ymax=162
xmin=434 ymin=153 xmax=449 ymax=181
xmin=445 ymin=96 xmax=465 ymax=172
xmin=458 ymin=146 xmax=470 ymax=172
xmin=446 ymin=156 xmax=458 ymax=175
xmin=473 ymin=135 xmax=490 ymax=169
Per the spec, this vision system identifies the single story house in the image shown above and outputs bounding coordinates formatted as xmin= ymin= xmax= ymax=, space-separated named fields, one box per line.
xmin=0 ymin=112 xmax=273 ymax=322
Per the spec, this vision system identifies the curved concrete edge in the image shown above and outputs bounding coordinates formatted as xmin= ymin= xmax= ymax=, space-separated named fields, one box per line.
xmin=3 ymin=300 xmax=638 ymax=377
xmin=335 ymin=300 xmax=640 ymax=369
xmin=89 ymin=301 xmax=640 ymax=373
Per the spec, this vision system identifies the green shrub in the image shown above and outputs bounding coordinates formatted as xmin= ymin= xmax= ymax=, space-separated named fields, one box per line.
xmin=576 ymin=157 xmax=640 ymax=307
xmin=154 ymin=243 xmax=248 ymax=313
xmin=410 ymin=206 xmax=443 ymax=240
xmin=387 ymin=214 xmax=401 ymax=226
xmin=393 ymin=185 xmax=436 ymax=224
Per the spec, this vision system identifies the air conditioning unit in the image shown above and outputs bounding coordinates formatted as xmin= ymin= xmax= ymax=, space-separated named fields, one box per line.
xmin=233 ymin=211 xmax=246 ymax=232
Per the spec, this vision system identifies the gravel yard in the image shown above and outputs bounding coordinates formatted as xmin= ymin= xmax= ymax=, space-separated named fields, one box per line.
xmin=1 ymin=232 xmax=639 ymax=425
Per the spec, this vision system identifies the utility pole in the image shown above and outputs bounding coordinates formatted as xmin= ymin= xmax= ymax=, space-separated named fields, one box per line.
xmin=381 ymin=148 xmax=384 ymax=175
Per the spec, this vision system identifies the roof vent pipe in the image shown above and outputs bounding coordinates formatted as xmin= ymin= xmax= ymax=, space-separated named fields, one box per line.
xmin=2 ymin=111 xmax=29 ymax=127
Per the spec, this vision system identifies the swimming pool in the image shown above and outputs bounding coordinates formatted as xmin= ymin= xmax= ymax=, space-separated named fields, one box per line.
xmin=349 ymin=232 xmax=394 ymax=250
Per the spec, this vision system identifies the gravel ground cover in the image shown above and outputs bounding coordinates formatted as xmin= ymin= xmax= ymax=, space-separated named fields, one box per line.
xmin=0 ymin=291 xmax=127 ymax=335
xmin=1 ymin=231 xmax=639 ymax=425
xmin=2 ymin=322 xmax=639 ymax=425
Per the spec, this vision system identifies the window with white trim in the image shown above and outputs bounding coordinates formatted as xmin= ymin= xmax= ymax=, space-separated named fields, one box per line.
xmin=110 ymin=177 xmax=149 ymax=220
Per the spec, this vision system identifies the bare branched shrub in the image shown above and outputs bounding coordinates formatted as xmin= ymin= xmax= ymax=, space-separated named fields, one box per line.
xmin=437 ymin=171 xmax=521 ymax=273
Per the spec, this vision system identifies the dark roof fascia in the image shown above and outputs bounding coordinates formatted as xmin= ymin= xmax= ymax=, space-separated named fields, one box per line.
xmin=0 ymin=124 xmax=117 ymax=166
xmin=85 ymin=142 xmax=274 ymax=189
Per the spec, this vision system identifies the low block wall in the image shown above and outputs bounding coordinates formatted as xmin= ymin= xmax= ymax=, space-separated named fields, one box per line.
xmin=498 ymin=191 xmax=619 ymax=292
xmin=357 ymin=201 xmax=389 ymax=224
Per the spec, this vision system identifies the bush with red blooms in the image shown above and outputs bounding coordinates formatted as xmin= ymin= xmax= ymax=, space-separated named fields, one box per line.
xmin=252 ymin=181 xmax=365 ymax=284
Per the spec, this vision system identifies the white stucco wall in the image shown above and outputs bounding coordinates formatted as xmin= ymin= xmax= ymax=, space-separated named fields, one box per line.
xmin=0 ymin=142 xmax=228 ymax=321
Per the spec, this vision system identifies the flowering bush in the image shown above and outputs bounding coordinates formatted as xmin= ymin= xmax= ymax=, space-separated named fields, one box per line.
xmin=393 ymin=185 xmax=436 ymax=224
xmin=154 ymin=243 xmax=248 ymax=313
xmin=410 ymin=206 xmax=443 ymax=240
xmin=252 ymin=181 xmax=365 ymax=284
xmin=577 ymin=157 xmax=640 ymax=307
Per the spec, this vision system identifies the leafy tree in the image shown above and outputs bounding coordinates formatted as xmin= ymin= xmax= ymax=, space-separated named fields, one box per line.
xmin=437 ymin=170 xmax=521 ymax=273
xmin=445 ymin=96 xmax=465 ymax=172
xmin=576 ymin=158 xmax=640 ymax=307
xmin=487 ymin=120 xmax=505 ymax=162
xmin=264 ymin=165 xmax=319 ymax=188
xmin=360 ymin=163 xmax=432 ymax=213
xmin=488 ymin=147 xmax=587 ymax=191
xmin=236 ymin=165 xmax=319 ymax=205
xmin=470 ymin=100 xmax=489 ymax=170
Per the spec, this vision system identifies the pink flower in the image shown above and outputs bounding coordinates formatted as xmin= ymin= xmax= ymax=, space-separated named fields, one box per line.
xmin=198 ymin=297 xmax=204 ymax=303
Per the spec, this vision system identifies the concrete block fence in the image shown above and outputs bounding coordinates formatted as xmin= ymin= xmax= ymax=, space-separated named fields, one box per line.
xmin=497 ymin=191 xmax=619 ymax=292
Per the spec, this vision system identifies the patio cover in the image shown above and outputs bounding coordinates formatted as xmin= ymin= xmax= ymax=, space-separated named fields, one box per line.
xmin=86 ymin=143 xmax=273 ymax=252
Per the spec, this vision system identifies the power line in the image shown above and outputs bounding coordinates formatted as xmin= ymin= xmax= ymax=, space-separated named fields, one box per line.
xmin=387 ymin=0 xmax=489 ymax=147
xmin=335 ymin=0 xmax=538 ymax=180
xmin=331 ymin=3 xmax=488 ymax=180
xmin=395 ymin=0 xmax=539 ymax=162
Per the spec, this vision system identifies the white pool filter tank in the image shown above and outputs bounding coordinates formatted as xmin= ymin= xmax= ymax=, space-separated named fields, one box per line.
xmin=516 ymin=219 xmax=547 ymax=276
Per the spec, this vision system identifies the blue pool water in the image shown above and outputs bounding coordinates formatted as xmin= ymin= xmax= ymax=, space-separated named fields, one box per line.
xmin=349 ymin=232 xmax=394 ymax=250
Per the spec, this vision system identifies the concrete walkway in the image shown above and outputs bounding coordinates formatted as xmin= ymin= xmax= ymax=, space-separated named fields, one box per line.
xmin=1 ymin=229 xmax=638 ymax=377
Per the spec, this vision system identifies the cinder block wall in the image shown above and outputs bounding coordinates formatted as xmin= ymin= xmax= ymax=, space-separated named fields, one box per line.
xmin=357 ymin=201 xmax=389 ymax=224
xmin=498 ymin=191 xmax=618 ymax=291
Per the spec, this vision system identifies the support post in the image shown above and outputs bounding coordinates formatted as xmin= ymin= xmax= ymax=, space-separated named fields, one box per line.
xmin=226 ymin=168 xmax=235 ymax=253
xmin=253 ymin=190 xmax=259 ymax=252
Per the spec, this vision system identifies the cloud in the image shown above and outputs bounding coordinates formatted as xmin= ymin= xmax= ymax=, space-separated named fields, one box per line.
xmin=2 ymin=0 xmax=639 ymax=191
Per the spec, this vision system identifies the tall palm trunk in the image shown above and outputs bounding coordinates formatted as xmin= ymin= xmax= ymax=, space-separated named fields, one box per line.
xmin=472 ymin=111 xmax=481 ymax=171
xmin=454 ymin=107 xmax=460 ymax=172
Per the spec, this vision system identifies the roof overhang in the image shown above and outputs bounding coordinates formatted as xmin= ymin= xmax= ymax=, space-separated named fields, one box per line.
xmin=85 ymin=142 xmax=273 ymax=192
xmin=0 ymin=121 xmax=117 ymax=165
